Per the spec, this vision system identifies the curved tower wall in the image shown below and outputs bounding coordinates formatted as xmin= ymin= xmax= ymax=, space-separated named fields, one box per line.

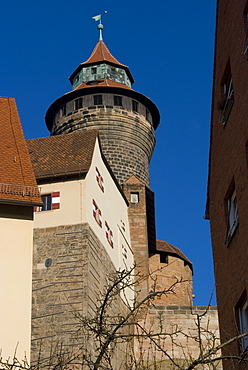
xmin=47 ymin=91 xmax=157 ymax=187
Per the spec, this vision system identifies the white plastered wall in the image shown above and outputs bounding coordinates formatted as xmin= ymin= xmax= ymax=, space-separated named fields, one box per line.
xmin=0 ymin=217 xmax=33 ymax=362
xmin=86 ymin=138 xmax=133 ymax=273
xmin=34 ymin=179 xmax=87 ymax=228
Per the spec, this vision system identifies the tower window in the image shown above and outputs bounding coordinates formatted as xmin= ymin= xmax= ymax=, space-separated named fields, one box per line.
xmin=94 ymin=95 xmax=102 ymax=105
xmin=146 ymin=109 xmax=150 ymax=122
xmin=132 ymin=100 xmax=138 ymax=113
xmin=114 ymin=95 xmax=122 ymax=106
xmin=130 ymin=192 xmax=139 ymax=203
xmin=75 ymin=98 xmax=82 ymax=110
xmin=61 ymin=104 xmax=66 ymax=117
xmin=91 ymin=67 xmax=97 ymax=74
xmin=160 ymin=254 xmax=168 ymax=264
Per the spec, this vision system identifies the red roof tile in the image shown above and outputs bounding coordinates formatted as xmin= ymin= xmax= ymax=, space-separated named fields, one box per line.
xmin=82 ymin=40 xmax=128 ymax=68
xmin=156 ymin=239 xmax=193 ymax=267
xmin=0 ymin=97 xmax=41 ymax=204
xmin=27 ymin=131 xmax=98 ymax=180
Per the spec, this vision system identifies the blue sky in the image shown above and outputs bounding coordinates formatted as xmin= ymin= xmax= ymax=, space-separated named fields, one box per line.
xmin=1 ymin=0 xmax=217 ymax=305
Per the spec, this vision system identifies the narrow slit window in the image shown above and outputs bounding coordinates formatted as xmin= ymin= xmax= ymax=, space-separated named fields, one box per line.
xmin=132 ymin=100 xmax=138 ymax=112
xmin=61 ymin=104 xmax=66 ymax=117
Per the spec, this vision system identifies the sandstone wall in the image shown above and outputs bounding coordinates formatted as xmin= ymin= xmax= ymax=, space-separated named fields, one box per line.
xmin=31 ymin=223 xmax=130 ymax=367
xmin=135 ymin=305 xmax=222 ymax=369
xmin=149 ymin=253 xmax=193 ymax=306
xmin=50 ymin=100 xmax=156 ymax=187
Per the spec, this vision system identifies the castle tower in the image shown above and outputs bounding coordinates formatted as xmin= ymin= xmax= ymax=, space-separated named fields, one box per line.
xmin=45 ymin=32 xmax=160 ymax=187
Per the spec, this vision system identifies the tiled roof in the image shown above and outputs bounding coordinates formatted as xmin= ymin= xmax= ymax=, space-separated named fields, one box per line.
xmin=82 ymin=40 xmax=128 ymax=68
xmin=0 ymin=97 xmax=41 ymax=204
xmin=69 ymin=41 xmax=134 ymax=86
xmin=27 ymin=130 xmax=98 ymax=180
xmin=74 ymin=79 xmax=132 ymax=91
xmin=156 ymin=239 xmax=193 ymax=267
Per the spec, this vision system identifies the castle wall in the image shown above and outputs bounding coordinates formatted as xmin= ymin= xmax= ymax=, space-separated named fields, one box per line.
xmin=31 ymin=223 xmax=131 ymax=366
xmin=135 ymin=305 xmax=221 ymax=369
xmin=51 ymin=100 xmax=155 ymax=186
xmin=148 ymin=253 xmax=193 ymax=306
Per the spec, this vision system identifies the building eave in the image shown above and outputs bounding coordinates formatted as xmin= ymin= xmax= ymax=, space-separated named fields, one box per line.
xmin=45 ymin=84 xmax=160 ymax=132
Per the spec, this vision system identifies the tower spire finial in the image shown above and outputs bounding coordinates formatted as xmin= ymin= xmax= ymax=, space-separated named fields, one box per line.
xmin=92 ymin=11 xmax=108 ymax=41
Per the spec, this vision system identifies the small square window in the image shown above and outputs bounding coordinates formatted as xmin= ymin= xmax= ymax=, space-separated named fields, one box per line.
xmin=41 ymin=194 xmax=52 ymax=211
xmin=130 ymin=192 xmax=139 ymax=203
xmin=132 ymin=100 xmax=138 ymax=113
xmin=75 ymin=98 xmax=82 ymax=110
xmin=91 ymin=67 xmax=97 ymax=74
xmin=114 ymin=96 xmax=122 ymax=106
xmin=94 ymin=95 xmax=102 ymax=105
xmin=160 ymin=254 xmax=168 ymax=264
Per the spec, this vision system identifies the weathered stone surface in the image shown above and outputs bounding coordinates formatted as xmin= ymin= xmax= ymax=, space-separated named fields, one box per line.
xmin=50 ymin=98 xmax=156 ymax=187
xmin=31 ymin=223 xmax=129 ymax=365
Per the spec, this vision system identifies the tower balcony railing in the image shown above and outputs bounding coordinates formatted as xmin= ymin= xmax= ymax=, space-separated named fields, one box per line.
xmin=0 ymin=183 xmax=40 ymax=197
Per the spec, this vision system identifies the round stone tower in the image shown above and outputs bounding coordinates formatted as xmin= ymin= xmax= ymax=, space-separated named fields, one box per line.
xmin=45 ymin=39 xmax=160 ymax=187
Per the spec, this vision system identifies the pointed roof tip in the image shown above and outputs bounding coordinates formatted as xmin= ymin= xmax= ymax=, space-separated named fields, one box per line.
xmin=83 ymin=40 xmax=128 ymax=69
xmin=69 ymin=39 xmax=134 ymax=86
xmin=123 ymin=174 xmax=147 ymax=186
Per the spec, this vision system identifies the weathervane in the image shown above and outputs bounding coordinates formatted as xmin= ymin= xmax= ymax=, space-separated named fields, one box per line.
xmin=92 ymin=11 xmax=108 ymax=41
